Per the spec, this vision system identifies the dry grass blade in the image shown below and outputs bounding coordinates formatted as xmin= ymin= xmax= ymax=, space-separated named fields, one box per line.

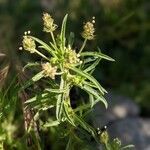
xmin=0 ymin=65 xmax=9 ymax=88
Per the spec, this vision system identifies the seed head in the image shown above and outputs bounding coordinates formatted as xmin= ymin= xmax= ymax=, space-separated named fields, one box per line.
xmin=65 ymin=46 xmax=80 ymax=65
xmin=43 ymin=13 xmax=57 ymax=32
xmin=99 ymin=131 xmax=109 ymax=145
xmin=22 ymin=36 xmax=36 ymax=53
xmin=82 ymin=21 xmax=95 ymax=40
xmin=42 ymin=62 xmax=57 ymax=79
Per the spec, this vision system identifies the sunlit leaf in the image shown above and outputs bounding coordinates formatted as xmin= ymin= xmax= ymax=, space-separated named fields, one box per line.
xmin=81 ymin=84 xmax=108 ymax=108
xmin=84 ymin=58 xmax=101 ymax=73
xmin=45 ymin=88 xmax=66 ymax=94
xmin=43 ymin=120 xmax=60 ymax=127
xmin=56 ymin=77 xmax=65 ymax=120
xmin=74 ymin=114 xmax=98 ymax=142
xmin=63 ymin=102 xmax=76 ymax=126
xmin=29 ymin=36 xmax=56 ymax=57
xmin=68 ymin=32 xmax=74 ymax=47
xmin=68 ymin=67 xmax=107 ymax=94
xmin=80 ymin=52 xmax=115 ymax=61
xmin=121 ymin=145 xmax=135 ymax=150
xmin=20 ymin=71 xmax=44 ymax=90
xmin=60 ymin=14 xmax=68 ymax=49
xmin=25 ymin=93 xmax=48 ymax=104
xmin=23 ymin=62 xmax=40 ymax=71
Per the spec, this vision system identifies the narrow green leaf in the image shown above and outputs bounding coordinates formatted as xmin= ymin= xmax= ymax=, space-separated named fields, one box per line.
xmin=82 ymin=84 xmax=108 ymax=108
xmin=89 ymin=94 xmax=94 ymax=108
xmin=23 ymin=62 xmax=40 ymax=71
xmin=84 ymin=58 xmax=101 ymax=73
xmin=66 ymin=137 xmax=73 ymax=150
xmin=45 ymin=88 xmax=65 ymax=94
xmin=20 ymin=71 xmax=44 ymax=90
xmin=43 ymin=120 xmax=60 ymax=127
xmin=32 ymin=71 xmax=44 ymax=82
xmin=63 ymin=103 xmax=76 ymax=126
xmin=83 ymin=81 xmax=97 ymax=89
xmin=74 ymin=103 xmax=91 ymax=113
xmin=74 ymin=114 xmax=98 ymax=142
xmin=56 ymin=77 xmax=64 ymax=120
xmin=68 ymin=32 xmax=74 ymax=47
xmin=80 ymin=52 xmax=115 ymax=61
xmin=121 ymin=145 xmax=135 ymax=150
xmin=60 ymin=14 xmax=68 ymax=49
xmin=68 ymin=67 xmax=107 ymax=94
xmin=83 ymin=57 xmax=97 ymax=64
xmin=29 ymin=36 xmax=56 ymax=57
xmin=25 ymin=93 xmax=48 ymax=104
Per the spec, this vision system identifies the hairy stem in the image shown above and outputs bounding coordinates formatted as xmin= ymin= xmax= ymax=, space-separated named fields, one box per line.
xmin=50 ymin=32 xmax=57 ymax=47
xmin=79 ymin=39 xmax=87 ymax=54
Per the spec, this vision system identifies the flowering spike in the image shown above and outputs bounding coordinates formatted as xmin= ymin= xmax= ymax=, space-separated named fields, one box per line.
xmin=42 ymin=62 xmax=57 ymax=79
xmin=42 ymin=13 xmax=57 ymax=32
xmin=81 ymin=20 xmax=95 ymax=40
xmin=22 ymin=36 xmax=36 ymax=53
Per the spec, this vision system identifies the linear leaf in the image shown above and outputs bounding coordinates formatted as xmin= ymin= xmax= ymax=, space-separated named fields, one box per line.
xmin=74 ymin=114 xmax=98 ymax=142
xmin=25 ymin=93 xmax=48 ymax=104
xmin=68 ymin=32 xmax=74 ymax=47
xmin=84 ymin=58 xmax=101 ymax=73
xmin=66 ymin=137 xmax=73 ymax=150
xmin=63 ymin=103 xmax=76 ymax=126
xmin=89 ymin=94 xmax=94 ymax=108
xmin=43 ymin=120 xmax=60 ymax=127
xmin=68 ymin=67 xmax=107 ymax=94
xmin=121 ymin=145 xmax=135 ymax=150
xmin=83 ymin=81 xmax=97 ymax=88
xmin=82 ymin=85 xmax=108 ymax=108
xmin=45 ymin=88 xmax=65 ymax=94
xmin=20 ymin=71 xmax=44 ymax=90
xmin=83 ymin=57 xmax=97 ymax=64
xmin=23 ymin=62 xmax=40 ymax=71
xmin=56 ymin=77 xmax=64 ymax=120
xmin=60 ymin=14 xmax=68 ymax=49
xmin=80 ymin=52 xmax=115 ymax=61
xmin=29 ymin=36 xmax=56 ymax=57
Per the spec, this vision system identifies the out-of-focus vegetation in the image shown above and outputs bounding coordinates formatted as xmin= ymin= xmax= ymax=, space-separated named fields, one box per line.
xmin=0 ymin=0 xmax=149 ymax=112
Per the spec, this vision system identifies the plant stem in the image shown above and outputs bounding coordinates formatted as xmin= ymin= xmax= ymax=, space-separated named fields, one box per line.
xmin=79 ymin=39 xmax=87 ymax=54
xmin=50 ymin=32 xmax=57 ymax=47
xmin=104 ymin=143 xmax=111 ymax=150
xmin=35 ymin=49 xmax=49 ymax=61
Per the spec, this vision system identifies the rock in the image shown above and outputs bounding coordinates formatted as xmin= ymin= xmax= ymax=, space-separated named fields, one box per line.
xmin=92 ymin=91 xmax=140 ymax=127
xmin=107 ymin=118 xmax=150 ymax=150
xmin=91 ymin=91 xmax=150 ymax=150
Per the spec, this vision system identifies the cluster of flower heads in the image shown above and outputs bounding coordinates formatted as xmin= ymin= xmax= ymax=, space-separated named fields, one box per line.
xmin=20 ymin=13 xmax=95 ymax=80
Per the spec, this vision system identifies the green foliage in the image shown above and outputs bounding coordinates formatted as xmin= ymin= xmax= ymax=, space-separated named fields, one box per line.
xmin=0 ymin=79 xmax=28 ymax=149
xmin=0 ymin=0 xmax=149 ymax=113
xmin=18 ymin=13 xmax=133 ymax=149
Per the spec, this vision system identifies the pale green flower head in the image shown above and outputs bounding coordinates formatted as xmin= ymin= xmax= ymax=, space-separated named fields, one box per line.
xmin=66 ymin=46 xmax=80 ymax=64
xmin=82 ymin=20 xmax=95 ymax=40
xmin=43 ymin=13 xmax=57 ymax=32
xmin=42 ymin=62 xmax=57 ymax=79
xmin=22 ymin=35 xmax=36 ymax=53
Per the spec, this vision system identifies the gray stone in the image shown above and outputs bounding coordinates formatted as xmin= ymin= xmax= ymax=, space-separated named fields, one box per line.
xmin=91 ymin=91 xmax=150 ymax=150
xmin=107 ymin=118 xmax=150 ymax=150
xmin=92 ymin=91 xmax=140 ymax=127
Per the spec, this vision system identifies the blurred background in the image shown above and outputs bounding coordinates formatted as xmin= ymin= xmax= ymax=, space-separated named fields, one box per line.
xmin=0 ymin=0 xmax=149 ymax=149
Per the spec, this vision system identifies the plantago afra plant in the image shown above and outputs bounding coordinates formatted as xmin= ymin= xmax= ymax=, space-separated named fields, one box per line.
xmin=19 ymin=13 xmax=133 ymax=150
